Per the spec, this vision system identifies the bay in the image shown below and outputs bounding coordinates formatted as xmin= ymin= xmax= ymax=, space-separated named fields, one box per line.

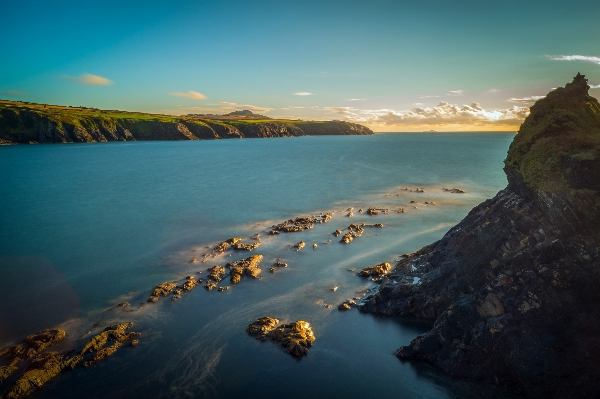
xmin=0 ymin=133 xmax=521 ymax=398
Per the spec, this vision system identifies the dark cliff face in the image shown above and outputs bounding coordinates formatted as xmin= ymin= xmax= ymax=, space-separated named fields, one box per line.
xmin=0 ymin=105 xmax=373 ymax=144
xmin=361 ymin=75 xmax=600 ymax=398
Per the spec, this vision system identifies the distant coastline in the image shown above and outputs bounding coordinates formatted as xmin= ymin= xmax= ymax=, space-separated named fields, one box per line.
xmin=0 ymin=100 xmax=373 ymax=144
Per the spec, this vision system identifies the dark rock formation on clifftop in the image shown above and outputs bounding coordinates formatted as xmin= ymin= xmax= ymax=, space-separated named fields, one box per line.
xmin=361 ymin=74 xmax=600 ymax=398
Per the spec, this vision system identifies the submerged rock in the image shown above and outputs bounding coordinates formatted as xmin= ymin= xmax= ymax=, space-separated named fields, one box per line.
xmin=442 ymin=187 xmax=465 ymax=193
xmin=247 ymin=318 xmax=315 ymax=357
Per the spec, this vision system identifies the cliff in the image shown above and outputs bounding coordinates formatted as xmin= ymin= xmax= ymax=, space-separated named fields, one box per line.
xmin=0 ymin=102 xmax=372 ymax=144
xmin=361 ymin=74 xmax=600 ymax=398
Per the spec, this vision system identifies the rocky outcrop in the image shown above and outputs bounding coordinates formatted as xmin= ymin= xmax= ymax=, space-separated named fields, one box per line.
xmin=357 ymin=262 xmax=391 ymax=280
xmin=147 ymin=282 xmax=177 ymax=303
xmin=226 ymin=255 xmax=263 ymax=284
xmin=270 ymin=214 xmax=332 ymax=235
xmin=0 ymin=330 xmax=65 ymax=384
xmin=0 ymin=102 xmax=373 ymax=144
xmin=361 ymin=75 xmax=600 ymax=398
xmin=0 ymin=323 xmax=139 ymax=399
xmin=246 ymin=318 xmax=315 ymax=357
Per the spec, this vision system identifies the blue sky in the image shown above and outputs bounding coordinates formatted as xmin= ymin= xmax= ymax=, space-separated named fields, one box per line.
xmin=1 ymin=0 xmax=599 ymax=131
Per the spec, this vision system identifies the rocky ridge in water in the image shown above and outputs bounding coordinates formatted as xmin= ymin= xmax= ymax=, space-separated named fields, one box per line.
xmin=246 ymin=317 xmax=316 ymax=357
xmin=361 ymin=74 xmax=600 ymax=398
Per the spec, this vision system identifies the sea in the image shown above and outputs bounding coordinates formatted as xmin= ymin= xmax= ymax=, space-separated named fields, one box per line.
xmin=0 ymin=133 xmax=523 ymax=399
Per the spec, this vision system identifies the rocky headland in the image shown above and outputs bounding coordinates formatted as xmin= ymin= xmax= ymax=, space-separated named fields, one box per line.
xmin=361 ymin=74 xmax=600 ymax=397
xmin=0 ymin=101 xmax=372 ymax=144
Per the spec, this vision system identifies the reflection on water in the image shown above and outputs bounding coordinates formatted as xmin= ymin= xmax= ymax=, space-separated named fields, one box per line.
xmin=0 ymin=134 xmax=520 ymax=398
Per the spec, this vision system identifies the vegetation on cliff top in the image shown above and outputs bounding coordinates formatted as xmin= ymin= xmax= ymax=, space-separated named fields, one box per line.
xmin=506 ymin=73 xmax=600 ymax=192
xmin=0 ymin=100 xmax=372 ymax=144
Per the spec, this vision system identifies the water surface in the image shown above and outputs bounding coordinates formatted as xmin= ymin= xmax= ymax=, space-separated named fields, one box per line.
xmin=0 ymin=133 xmax=520 ymax=398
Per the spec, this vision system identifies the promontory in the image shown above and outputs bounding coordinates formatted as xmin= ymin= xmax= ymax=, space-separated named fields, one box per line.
xmin=361 ymin=74 xmax=600 ymax=397
xmin=0 ymin=102 xmax=372 ymax=144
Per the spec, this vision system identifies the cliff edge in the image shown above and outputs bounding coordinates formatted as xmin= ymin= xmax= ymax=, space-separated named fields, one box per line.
xmin=0 ymin=102 xmax=372 ymax=144
xmin=361 ymin=74 xmax=600 ymax=398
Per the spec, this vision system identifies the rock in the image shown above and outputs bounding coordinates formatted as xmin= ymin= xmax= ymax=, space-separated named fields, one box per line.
xmin=270 ymin=267 xmax=277 ymax=273
xmin=295 ymin=241 xmax=305 ymax=251
xmin=362 ymin=75 xmax=600 ymax=398
xmin=0 ymin=329 xmax=66 ymax=382
xmin=331 ymin=286 xmax=338 ymax=292
xmin=218 ymin=286 xmax=230 ymax=292
xmin=358 ymin=262 xmax=391 ymax=278
xmin=272 ymin=261 xmax=288 ymax=268
xmin=147 ymin=282 xmax=177 ymax=303
xmin=226 ymin=255 xmax=263 ymax=284
xmin=232 ymin=241 xmax=261 ymax=251
xmin=338 ymin=299 xmax=357 ymax=311
xmin=367 ymin=207 xmax=379 ymax=215
xmin=346 ymin=212 xmax=353 ymax=217
xmin=358 ymin=208 xmax=364 ymax=213
xmin=313 ymin=243 xmax=317 ymax=249
xmin=333 ymin=229 xmax=343 ymax=237
xmin=442 ymin=187 xmax=466 ymax=193
xmin=247 ymin=318 xmax=316 ymax=357
xmin=339 ymin=223 xmax=365 ymax=244
xmin=270 ymin=214 xmax=332 ymax=234
xmin=0 ymin=352 xmax=81 ymax=399
xmin=246 ymin=317 xmax=280 ymax=340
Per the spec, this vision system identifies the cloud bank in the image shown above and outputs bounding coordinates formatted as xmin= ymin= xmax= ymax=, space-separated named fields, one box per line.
xmin=323 ymin=101 xmax=530 ymax=131
xmin=171 ymin=91 xmax=207 ymax=100
xmin=508 ymin=96 xmax=546 ymax=104
xmin=65 ymin=73 xmax=113 ymax=85
xmin=549 ymin=55 xmax=600 ymax=65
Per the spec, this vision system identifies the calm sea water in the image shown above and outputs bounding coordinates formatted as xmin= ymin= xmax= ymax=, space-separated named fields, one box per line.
xmin=0 ymin=133 xmax=521 ymax=398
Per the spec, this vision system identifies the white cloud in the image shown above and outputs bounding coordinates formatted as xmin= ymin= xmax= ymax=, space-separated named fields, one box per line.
xmin=419 ymin=95 xmax=440 ymax=98
xmin=549 ymin=55 xmax=600 ymax=65
xmin=280 ymin=106 xmax=306 ymax=110
xmin=171 ymin=91 xmax=207 ymax=100
xmin=179 ymin=102 xmax=273 ymax=114
xmin=64 ymin=73 xmax=113 ymax=86
xmin=347 ymin=98 xmax=366 ymax=101
xmin=294 ymin=92 xmax=313 ymax=96
xmin=447 ymin=90 xmax=464 ymax=96
xmin=590 ymin=83 xmax=600 ymax=89
xmin=508 ymin=96 xmax=545 ymax=104
xmin=322 ymin=101 xmax=530 ymax=128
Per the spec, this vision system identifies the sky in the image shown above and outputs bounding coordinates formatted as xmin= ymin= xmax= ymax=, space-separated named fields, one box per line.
xmin=1 ymin=0 xmax=599 ymax=132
